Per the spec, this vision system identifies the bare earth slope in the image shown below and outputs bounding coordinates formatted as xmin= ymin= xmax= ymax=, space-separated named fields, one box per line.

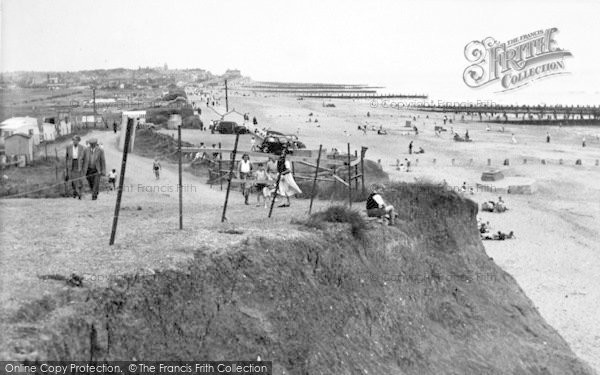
xmin=1 ymin=180 xmax=596 ymax=374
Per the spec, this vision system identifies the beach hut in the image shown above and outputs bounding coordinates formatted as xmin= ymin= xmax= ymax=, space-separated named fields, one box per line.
xmin=41 ymin=123 xmax=57 ymax=141
xmin=5 ymin=134 xmax=34 ymax=162
xmin=57 ymin=119 xmax=72 ymax=136
xmin=0 ymin=117 xmax=40 ymax=145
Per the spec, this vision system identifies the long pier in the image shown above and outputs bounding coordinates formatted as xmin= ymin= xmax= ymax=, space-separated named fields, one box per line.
xmin=237 ymin=89 xmax=379 ymax=94
xmin=244 ymin=82 xmax=380 ymax=90
xmin=415 ymin=104 xmax=600 ymax=123
xmin=298 ymin=93 xmax=428 ymax=99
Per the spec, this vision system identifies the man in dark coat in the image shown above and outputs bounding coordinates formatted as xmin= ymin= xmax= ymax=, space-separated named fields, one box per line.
xmin=84 ymin=138 xmax=106 ymax=200
xmin=65 ymin=135 xmax=87 ymax=199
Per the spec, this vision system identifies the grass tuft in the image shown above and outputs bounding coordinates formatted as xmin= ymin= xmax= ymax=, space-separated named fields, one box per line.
xmin=303 ymin=205 xmax=368 ymax=241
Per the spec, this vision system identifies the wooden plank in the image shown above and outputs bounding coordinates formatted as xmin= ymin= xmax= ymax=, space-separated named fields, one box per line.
xmin=229 ymin=178 xmax=274 ymax=184
xmin=309 ymin=144 xmax=323 ymax=215
xmin=295 ymin=176 xmax=336 ymax=182
xmin=333 ymin=174 xmax=349 ymax=187
xmin=296 ymin=160 xmax=334 ymax=172
xmin=181 ymin=147 xmax=352 ymax=165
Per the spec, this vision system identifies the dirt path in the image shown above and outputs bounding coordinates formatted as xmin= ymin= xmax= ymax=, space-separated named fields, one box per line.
xmin=92 ymin=130 xmax=222 ymax=203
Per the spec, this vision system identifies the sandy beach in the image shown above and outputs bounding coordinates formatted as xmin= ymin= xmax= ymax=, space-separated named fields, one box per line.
xmin=189 ymin=94 xmax=600 ymax=370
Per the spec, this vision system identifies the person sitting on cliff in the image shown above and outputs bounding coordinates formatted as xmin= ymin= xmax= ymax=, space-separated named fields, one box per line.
xmin=366 ymin=184 xmax=395 ymax=225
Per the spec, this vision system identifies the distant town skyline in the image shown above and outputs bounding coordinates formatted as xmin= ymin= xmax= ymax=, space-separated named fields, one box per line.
xmin=2 ymin=0 xmax=600 ymax=104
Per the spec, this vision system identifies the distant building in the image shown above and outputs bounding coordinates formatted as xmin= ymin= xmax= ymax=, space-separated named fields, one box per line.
xmin=48 ymin=83 xmax=67 ymax=90
xmin=224 ymin=69 xmax=242 ymax=79
xmin=5 ymin=134 xmax=34 ymax=162
xmin=0 ymin=117 xmax=40 ymax=145
xmin=47 ymin=75 xmax=64 ymax=90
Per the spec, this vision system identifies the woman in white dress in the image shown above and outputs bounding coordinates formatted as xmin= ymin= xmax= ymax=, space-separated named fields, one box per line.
xmin=276 ymin=151 xmax=302 ymax=207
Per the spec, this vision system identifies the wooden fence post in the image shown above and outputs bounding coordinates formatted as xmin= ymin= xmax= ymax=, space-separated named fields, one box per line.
xmin=360 ymin=147 xmax=367 ymax=196
xmin=347 ymin=143 xmax=352 ymax=207
xmin=308 ymin=145 xmax=323 ymax=215
xmin=268 ymin=153 xmax=286 ymax=218
xmin=332 ymin=164 xmax=337 ymax=201
xmin=354 ymin=150 xmax=359 ymax=192
xmin=56 ymin=148 xmax=66 ymax=195
xmin=109 ymin=118 xmax=133 ymax=245
xmin=219 ymin=142 xmax=223 ymax=191
xmin=178 ymin=125 xmax=183 ymax=230
xmin=221 ymin=134 xmax=240 ymax=222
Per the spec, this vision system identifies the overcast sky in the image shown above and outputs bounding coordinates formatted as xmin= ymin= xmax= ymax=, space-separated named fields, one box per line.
xmin=1 ymin=0 xmax=599 ymax=104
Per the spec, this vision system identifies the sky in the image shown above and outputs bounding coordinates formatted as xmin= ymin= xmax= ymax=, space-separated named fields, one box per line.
xmin=1 ymin=0 xmax=600 ymax=105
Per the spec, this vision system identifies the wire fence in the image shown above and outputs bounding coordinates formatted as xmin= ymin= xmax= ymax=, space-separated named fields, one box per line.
xmin=0 ymin=172 xmax=104 ymax=199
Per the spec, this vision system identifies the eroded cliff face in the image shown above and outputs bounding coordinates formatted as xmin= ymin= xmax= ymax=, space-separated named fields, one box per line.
xmin=17 ymin=186 xmax=597 ymax=375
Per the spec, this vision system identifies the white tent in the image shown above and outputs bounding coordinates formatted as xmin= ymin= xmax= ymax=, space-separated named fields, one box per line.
xmin=41 ymin=123 xmax=57 ymax=141
xmin=0 ymin=117 xmax=40 ymax=145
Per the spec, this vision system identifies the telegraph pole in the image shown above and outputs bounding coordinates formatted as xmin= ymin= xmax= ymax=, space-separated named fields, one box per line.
xmin=92 ymin=86 xmax=97 ymax=128
xmin=225 ymin=79 xmax=229 ymax=112
xmin=92 ymin=87 xmax=97 ymax=115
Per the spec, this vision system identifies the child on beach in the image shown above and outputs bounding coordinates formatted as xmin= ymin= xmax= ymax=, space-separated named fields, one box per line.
xmin=108 ymin=169 xmax=117 ymax=190
xmin=153 ymin=159 xmax=161 ymax=179
xmin=253 ymin=164 xmax=273 ymax=208
xmin=238 ymin=154 xmax=253 ymax=205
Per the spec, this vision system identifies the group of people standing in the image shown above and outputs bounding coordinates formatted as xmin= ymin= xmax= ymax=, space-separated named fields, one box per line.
xmin=65 ymin=135 xmax=107 ymax=200
xmin=237 ymin=151 xmax=302 ymax=208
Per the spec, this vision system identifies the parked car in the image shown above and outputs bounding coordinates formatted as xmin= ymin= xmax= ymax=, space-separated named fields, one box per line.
xmin=211 ymin=121 xmax=249 ymax=134
xmin=258 ymin=135 xmax=306 ymax=154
